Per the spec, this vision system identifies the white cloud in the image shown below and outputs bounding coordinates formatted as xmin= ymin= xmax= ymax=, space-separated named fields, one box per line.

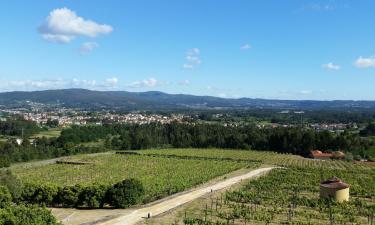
xmin=187 ymin=48 xmax=200 ymax=55
xmin=39 ymin=8 xmax=113 ymax=43
xmin=178 ymin=79 xmax=190 ymax=86
xmin=126 ymin=78 xmax=159 ymax=88
xmin=0 ymin=78 xmax=122 ymax=91
xmin=354 ymin=56 xmax=375 ymax=68
xmin=42 ymin=34 xmax=74 ymax=43
xmin=301 ymin=2 xmax=349 ymax=12
xmin=183 ymin=64 xmax=193 ymax=69
xmin=300 ymin=90 xmax=313 ymax=95
xmin=218 ymin=93 xmax=227 ymax=98
xmin=322 ymin=62 xmax=340 ymax=70
xmin=307 ymin=3 xmax=335 ymax=11
xmin=80 ymin=42 xmax=98 ymax=54
xmin=104 ymin=77 xmax=119 ymax=87
xmin=240 ymin=44 xmax=251 ymax=50
xmin=71 ymin=78 xmax=96 ymax=87
xmin=183 ymin=48 xmax=201 ymax=69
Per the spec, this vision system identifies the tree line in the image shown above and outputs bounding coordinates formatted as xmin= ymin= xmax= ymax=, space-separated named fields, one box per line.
xmin=0 ymin=122 xmax=372 ymax=169
xmin=0 ymin=137 xmax=109 ymax=168
xmin=60 ymin=123 xmax=371 ymax=158
xmin=0 ymin=117 xmax=41 ymax=137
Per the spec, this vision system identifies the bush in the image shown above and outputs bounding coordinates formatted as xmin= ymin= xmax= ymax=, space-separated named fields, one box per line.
xmin=0 ymin=170 xmax=22 ymax=201
xmin=56 ymin=185 xmax=82 ymax=207
xmin=107 ymin=179 xmax=145 ymax=208
xmin=0 ymin=186 xmax=12 ymax=208
xmin=16 ymin=180 xmax=143 ymax=209
xmin=0 ymin=158 xmax=10 ymax=168
xmin=21 ymin=183 xmax=58 ymax=206
xmin=0 ymin=205 xmax=60 ymax=225
xmin=77 ymin=184 xmax=108 ymax=208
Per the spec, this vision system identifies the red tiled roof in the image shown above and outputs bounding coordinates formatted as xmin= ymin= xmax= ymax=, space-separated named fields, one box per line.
xmin=320 ymin=177 xmax=349 ymax=189
xmin=310 ymin=150 xmax=332 ymax=158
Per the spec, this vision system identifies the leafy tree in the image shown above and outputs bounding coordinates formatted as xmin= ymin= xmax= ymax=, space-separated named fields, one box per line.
xmin=56 ymin=185 xmax=82 ymax=207
xmin=77 ymin=184 xmax=107 ymax=208
xmin=360 ymin=122 xmax=375 ymax=136
xmin=107 ymin=179 xmax=145 ymax=208
xmin=46 ymin=119 xmax=59 ymax=128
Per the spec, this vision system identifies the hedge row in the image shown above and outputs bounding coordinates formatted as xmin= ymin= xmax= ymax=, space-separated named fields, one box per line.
xmin=0 ymin=204 xmax=60 ymax=225
xmin=0 ymin=185 xmax=60 ymax=225
xmin=20 ymin=178 xmax=145 ymax=209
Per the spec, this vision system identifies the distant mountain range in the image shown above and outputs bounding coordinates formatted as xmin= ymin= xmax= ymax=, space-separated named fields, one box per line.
xmin=0 ymin=89 xmax=375 ymax=111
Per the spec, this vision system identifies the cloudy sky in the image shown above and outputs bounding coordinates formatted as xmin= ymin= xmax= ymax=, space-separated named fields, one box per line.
xmin=0 ymin=0 xmax=375 ymax=100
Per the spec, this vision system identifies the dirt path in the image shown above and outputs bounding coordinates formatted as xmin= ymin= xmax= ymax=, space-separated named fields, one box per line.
xmin=99 ymin=167 xmax=274 ymax=225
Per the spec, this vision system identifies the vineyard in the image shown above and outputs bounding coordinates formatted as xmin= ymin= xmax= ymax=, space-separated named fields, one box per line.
xmin=180 ymin=167 xmax=375 ymax=225
xmin=12 ymin=153 xmax=256 ymax=203
xmin=139 ymin=148 xmax=375 ymax=170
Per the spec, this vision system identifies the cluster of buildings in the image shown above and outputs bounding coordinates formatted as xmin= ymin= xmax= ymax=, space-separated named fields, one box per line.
xmin=99 ymin=113 xmax=188 ymax=125
xmin=309 ymin=150 xmax=346 ymax=160
xmin=22 ymin=112 xmax=88 ymax=126
xmin=309 ymin=123 xmax=357 ymax=132
xmin=0 ymin=108 xmax=189 ymax=127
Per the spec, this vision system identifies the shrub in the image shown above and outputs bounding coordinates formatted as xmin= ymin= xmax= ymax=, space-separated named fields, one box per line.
xmin=107 ymin=179 xmax=145 ymax=208
xmin=0 ymin=205 xmax=60 ymax=225
xmin=0 ymin=158 xmax=10 ymax=168
xmin=0 ymin=170 xmax=22 ymax=201
xmin=0 ymin=186 xmax=12 ymax=208
xmin=77 ymin=184 xmax=108 ymax=208
xmin=56 ymin=185 xmax=82 ymax=207
xmin=21 ymin=183 xmax=58 ymax=206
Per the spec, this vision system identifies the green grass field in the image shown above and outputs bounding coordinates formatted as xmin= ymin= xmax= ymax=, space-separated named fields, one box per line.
xmin=12 ymin=153 xmax=256 ymax=202
xmin=31 ymin=128 xmax=62 ymax=139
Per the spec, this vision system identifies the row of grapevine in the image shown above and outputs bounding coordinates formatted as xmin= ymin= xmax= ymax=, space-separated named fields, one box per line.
xmin=182 ymin=167 xmax=374 ymax=224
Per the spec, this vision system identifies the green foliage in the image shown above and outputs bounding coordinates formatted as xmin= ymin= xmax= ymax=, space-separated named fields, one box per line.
xmin=21 ymin=183 xmax=58 ymax=206
xmin=0 ymin=138 xmax=109 ymax=166
xmin=58 ymin=123 xmax=370 ymax=158
xmin=187 ymin=167 xmax=375 ymax=224
xmin=46 ymin=119 xmax=59 ymax=128
xmin=0 ymin=186 xmax=11 ymax=208
xmin=77 ymin=184 xmax=108 ymax=208
xmin=0 ymin=158 xmax=10 ymax=168
xmin=360 ymin=122 xmax=375 ymax=136
xmin=0 ymin=117 xmax=41 ymax=137
xmin=141 ymin=148 xmax=375 ymax=170
xmin=56 ymin=185 xmax=82 ymax=207
xmin=107 ymin=179 xmax=145 ymax=208
xmin=0 ymin=205 xmax=60 ymax=225
xmin=13 ymin=153 xmax=252 ymax=207
xmin=0 ymin=170 xmax=22 ymax=200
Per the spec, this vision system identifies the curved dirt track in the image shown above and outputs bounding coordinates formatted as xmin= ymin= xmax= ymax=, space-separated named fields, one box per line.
xmin=98 ymin=167 xmax=274 ymax=225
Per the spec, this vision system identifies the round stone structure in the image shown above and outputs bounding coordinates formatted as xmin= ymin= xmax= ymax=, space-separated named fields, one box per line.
xmin=320 ymin=177 xmax=349 ymax=203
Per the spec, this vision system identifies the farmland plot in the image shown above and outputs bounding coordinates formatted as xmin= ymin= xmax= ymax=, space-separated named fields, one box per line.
xmin=12 ymin=153 xmax=256 ymax=202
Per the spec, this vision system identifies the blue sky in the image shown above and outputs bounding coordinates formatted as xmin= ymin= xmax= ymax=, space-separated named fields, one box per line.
xmin=0 ymin=0 xmax=375 ymax=100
